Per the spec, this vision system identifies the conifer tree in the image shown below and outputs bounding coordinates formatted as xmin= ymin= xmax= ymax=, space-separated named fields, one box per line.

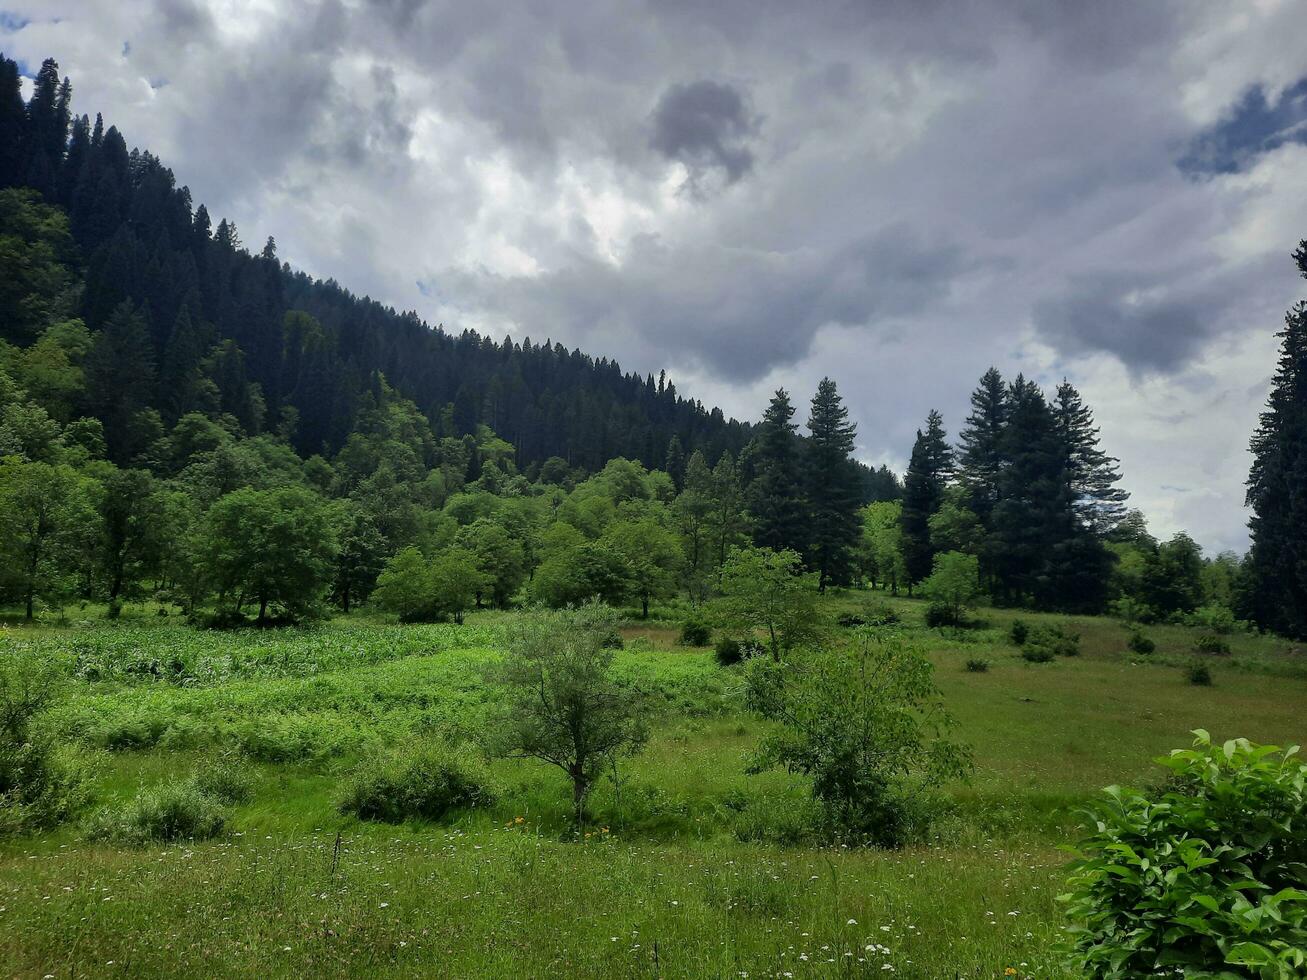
xmin=805 ymin=378 xmax=861 ymax=591
xmin=84 ymin=301 xmax=157 ymax=463
xmin=956 ymin=367 xmax=1007 ymax=521
xmin=1244 ymin=241 xmax=1307 ymax=639
xmin=1052 ymin=379 xmax=1128 ymax=533
xmin=665 ymin=434 xmax=686 ymax=492
xmin=0 ymin=56 xmax=26 ymax=188
xmin=748 ymin=389 xmax=807 ymax=555
xmin=900 ymin=410 xmax=953 ymax=586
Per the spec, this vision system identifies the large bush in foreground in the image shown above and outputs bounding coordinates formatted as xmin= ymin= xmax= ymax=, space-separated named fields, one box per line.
xmin=338 ymin=743 xmax=497 ymax=823
xmin=1062 ymin=731 xmax=1307 ymax=978
xmin=744 ymin=635 xmax=971 ymax=847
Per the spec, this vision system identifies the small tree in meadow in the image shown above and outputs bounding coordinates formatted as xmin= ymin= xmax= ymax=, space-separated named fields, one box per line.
xmin=428 ymin=547 xmax=486 ymax=624
xmin=744 ymin=634 xmax=971 ymax=846
xmin=714 ymin=547 xmax=823 ymax=660
xmin=372 ymin=547 xmax=433 ymax=622
xmin=489 ymin=603 xmax=648 ymax=825
xmin=920 ymin=550 xmax=981 ymax=625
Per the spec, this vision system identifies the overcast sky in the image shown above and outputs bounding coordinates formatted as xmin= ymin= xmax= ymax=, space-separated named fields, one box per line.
xmin=5 ymin=0 xmax=1307 ymax=554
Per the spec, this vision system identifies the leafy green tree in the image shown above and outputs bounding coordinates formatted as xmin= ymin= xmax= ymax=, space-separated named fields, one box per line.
xmin=0 ymin=459 xmax=94 ymax=618
xmin=900 ymin=410 xmax=953 ymax=587
xmin=490 ymin=603 xmax=648 ymax=825
xmin=744 ymin=634 xmax=971 ymax=847
xmin=1244 ymin=242 xmax=1307 ymax=639
xmin=714 ymin=547 xmax=822 ymax=660
xmin=529 ymin=542 xmax=631 ymax=608
xmin=202 ymin=485 xmax=336 ymax=622
xmin=1141 ymin=532 xmax=1205 ymax=616
xmin=372 ymin=547 xmax=433 ymax=622
xmin=708 ymin=451 xmax=749 ymax=578
xmin=860 ymin=500 xmax=906 ymax=593
xmin=428 ymin=547 xmax=487 ymax=624
xmin=748 ymin=390 xmax=807 ymax=555
xmin=329 ymin=503 xmax=386 ymax=613
xmin=455 ymin=519 xmax=525 ymax=607
xmin=927 ymin=488 xmax=984 ymax=556
xmin=920 ymin=551 xmax=981 ymax=625
xmin=92 ymin=465 xmax=164 ymax=617
xmin=674 ymin=450 xmax=714 ymax=602
xmin=805 ymin=378 xmax=862 ymax=591
xmin=602 ymin=515 xmax=681 ymax=617
xmin=0 ymin=189 xmax=76 ymax=342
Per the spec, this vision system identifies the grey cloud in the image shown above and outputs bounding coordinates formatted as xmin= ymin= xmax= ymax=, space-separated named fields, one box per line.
xmin=1179 ymin=77 xmax=1307 ymax=176
xmin=649 ymin=79 xmax=758 ymax=189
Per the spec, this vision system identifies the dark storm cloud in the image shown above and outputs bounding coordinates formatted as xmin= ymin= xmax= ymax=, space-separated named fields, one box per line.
xmin=649 ymin=80 xmax=758 ymax=188
xmin=1179 ymin=77 xmax=1307 ymax=176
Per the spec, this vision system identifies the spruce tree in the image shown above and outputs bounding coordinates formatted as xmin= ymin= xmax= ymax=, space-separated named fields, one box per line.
xmin=900 ymin=409 xmax=953 ymax=586
xmin=805 ymin=378 xmax=861 ymax=591
xmin=748 ymin=389 xmax=808 ymax=555
xmin=1245 ymin=242 xmax=1307 ymax=639
xmin=956 ymin=367 xmax=1008 ymax=521
xmin=1052 ymin=379 xmax=1128 ymax=533
xmin=84 ymin=301 xmax=157 ymax=463
xmin=665 ymin=434 xmax=686 ymax=492
xmin=0 ymin=56 xmax=26 ymax=187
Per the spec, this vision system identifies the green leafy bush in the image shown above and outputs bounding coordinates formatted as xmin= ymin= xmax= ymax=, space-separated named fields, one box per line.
xmin=1022 ymin=646 xmax=1055 ymax=664
xmin=1025 ymin=623 xmax=1080 ymax=659
xmin=192 ymin=753 xmax=254 ymax=805
xmin=1009 ymin=619 xmax=1029 ymax=646
xmin=1188 ymin=662 xmax=1213 ymax=686
xmin=1188 ymin=604 xmax=1238 ymax=635
xmin=714 ymin=637 xmax=744 ymax=667
xmin=1127 ymin=630 xmax=1155 ymax=655
xmin=923 ymin=602 xmax=957 ymax=628
xmin=964 ymin=658 xmax=989 ymax=673
xmin=1195 ymin=633 xmax=1232 ymax=655
xmin=338 ymin=742 xmax=497 ymax=824
xmin=679 ymin=620 xmax=711 ymax=646
xmin=87 ymin=778 xmax=227 ymax=844
xmin=599 ymin=628 xmax=625 ymax=650
xmin=1109 ymin=596 xmax=1157 ymax=625
xmin=1 ymin=660 xmax=91 ymax=836
xmin=835 ymin=611 xmax=865 ymax=628
xmin=863 ymin=601 xmax=900 ymax=627
xmin=1061 ymin=731 xmax=1307 ymax=978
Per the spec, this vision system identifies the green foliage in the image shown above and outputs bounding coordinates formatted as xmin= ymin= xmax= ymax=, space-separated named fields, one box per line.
xmin=1127 ymin=629 xmax=1155 ymax=655
xmin=1188 ymin=662 xmax=1214 ymax=686
xmin=489 ymin=603 xmax=648 ymax=824
xmin=965 ymin=658 xmax=990 ymax=673
xmin=744 ymin=635 xmax=971 ymax=847
xmin=1195 ymin=633 xmax=1232 ymax=656
xmin=1009 ymin=618 xmax=1029 ymax=645
xmin=1109 ymin=595 xmax=1157 ymax=625
xmin=338 ymin=742 xmax=497 ymax=824
xmin=87 ymin=777 xmax=227 ymax=844
xmin=1022 ymin=646 xmax=1055 ymax=664
xmin=713 ymin=547 xmax=823 ymax=660
xmin=1024 ymin=623 xmax=1080 ymax=659
xmin=529 ymin=542 xmax=631 ymax=608
xmin=1189 ymin=604 xmax=1238 ymax=635
xmin=714 ymin=636 xmax=744 ymax=666
xmin=1061 ymin=732 xmax=1307 ymax=978
xmin=0 ymin=657 xmax=90 ymax=835
xmin=679 ymin=620 xmax=711 ymax=646
xmin=921 ymin=551 xmax=981 ymax=625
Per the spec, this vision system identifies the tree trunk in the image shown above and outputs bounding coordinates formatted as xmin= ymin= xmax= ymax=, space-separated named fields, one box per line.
xmin=571 ymin=770 xmax=588 ymax=826
xmin=258 ymin=596 xmax=268 ymax=622
xmin=641 ymin=595 xmax=649 ymax=619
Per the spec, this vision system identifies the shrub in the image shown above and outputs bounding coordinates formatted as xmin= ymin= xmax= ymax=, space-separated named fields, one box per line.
xmin=1188 ymin=603 xmax=1237 ymax=635
xmin=863 ymin=601 xmax=900 ymax=627
xmin=924 ymin=602 xmax=957 ymax=628
xmin=1187 ymin=662 xmax=1213 ymax=686
xmin=1194 ymin=633 xmax=1232 ymax=655
xmin=679 ymin=620 xmax=712 ymax=646
xmin=1 ymin=660 xmax=91 ymax=836
xmin=1008 ymin=619 xmax=1029 ymax=646
xmin=835 ymin=611 xmax=865 ymax=628
xmin=1127 ymin=630 xmax=1155 ymax=655
xmin=88 ymin=779 xmax=227 ymax=844
xmin=714 ymin=637 xmax=744 ymax=667
xmin=193 ymin=753 xmax=254 ymax=805
xmin=1022 ymin=646 xmax=1055 ymax=664
xmin=599 ymin=629 xmax=625 ymax=650
xmin=338 ymin=742 xmax=497 ymax=824
xmin=1062 ymin=731 xmax=1307 ymax=978
xmin=1109 ymin=595 xmax=1157 ymax=625
xmin=965 ymin=658 xmax=989 ymax=673
xmin=1024 ymin=623 xmax=1080 ymax=659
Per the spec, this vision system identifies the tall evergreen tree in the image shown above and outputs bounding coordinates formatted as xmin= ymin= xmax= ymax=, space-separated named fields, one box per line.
xmin=0 ymin=56 xmax=26 ymax=188
xmin=84 ymin=301 xmax=157 ymax=463
xmin=805 ymin=378 xmax=861 ymax=591
xmin=956 ymin=367 xmax=1008 ymax=522
xmin=748 ymin=389 xmax=807 ymax=555
xmin=664 ymin=434 xmax=686 ymax=492
xmin=1244 ymin=241 xmax=1307 ymax=639
xmin=1052 ymin=379 xmax=1128 ymax=534
xmin=900 ymin=409 xmax=953 ymax=586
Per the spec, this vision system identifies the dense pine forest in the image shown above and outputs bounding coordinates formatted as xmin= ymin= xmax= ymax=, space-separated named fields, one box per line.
xmin=0 ymin=54 xmax=1304 ymax=641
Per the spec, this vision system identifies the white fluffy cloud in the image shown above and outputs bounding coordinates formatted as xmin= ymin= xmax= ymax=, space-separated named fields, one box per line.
xmin=5 ymin=0 xmax=1307 ymax=553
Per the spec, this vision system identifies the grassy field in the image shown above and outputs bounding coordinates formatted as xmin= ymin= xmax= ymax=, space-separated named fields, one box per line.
xmin=1 ymin=594 xmax=1303 ymax=978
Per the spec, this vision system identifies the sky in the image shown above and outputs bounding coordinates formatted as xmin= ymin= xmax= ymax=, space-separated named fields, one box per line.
xmin=4 ymin=0 xmax=1307 ymax=555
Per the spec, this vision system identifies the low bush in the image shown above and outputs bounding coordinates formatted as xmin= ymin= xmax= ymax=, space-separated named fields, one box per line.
xmin=1022 ymin=647 xmax=1055 ymax=664
xmin=338 ymin=742 xmax=497 ymax=824
xmin=599 ymin=629 xmax=625 ymax=650
xmin=1 ymin=661 xmax=92 ymax=837
xmin=1024 ymin=623 xmax=1080 ymax=659
xmin=1062 ymin=731 xmax=1307 ymax=977
xmin=87 ymin=778 xmax=227 ymax=844
xmin=1127 ymin=630 xmax=1155 ymax=655
xmin=714 ymin=637 xmax=744 ymax=667
xmin=863 ymin=602 xmax=900 ymax=627
xmin=1008 ymin=619 xmax=1029 ymax=646
xmin=1194 ymin=633 xmax=1232 ymax=656
xmin=965 ymin=658 xmax=990 ymax=673
xmin=192 ymin=753 xmax=254 ymax=805
xmin=1187 ymin=662 xmax=1213 ymax=686
xmin=923 ymin=602 xmax=958 ymax=628
xmin=1187 ymin=604 xmax=1238 ymax=635
xmin=835 ymin=611 xmax=865 ymax=628
xmin=679 ymin=621 xmax=712 ymax=646
xmin=1109 ymin=596 xmax=1157 ymax=625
